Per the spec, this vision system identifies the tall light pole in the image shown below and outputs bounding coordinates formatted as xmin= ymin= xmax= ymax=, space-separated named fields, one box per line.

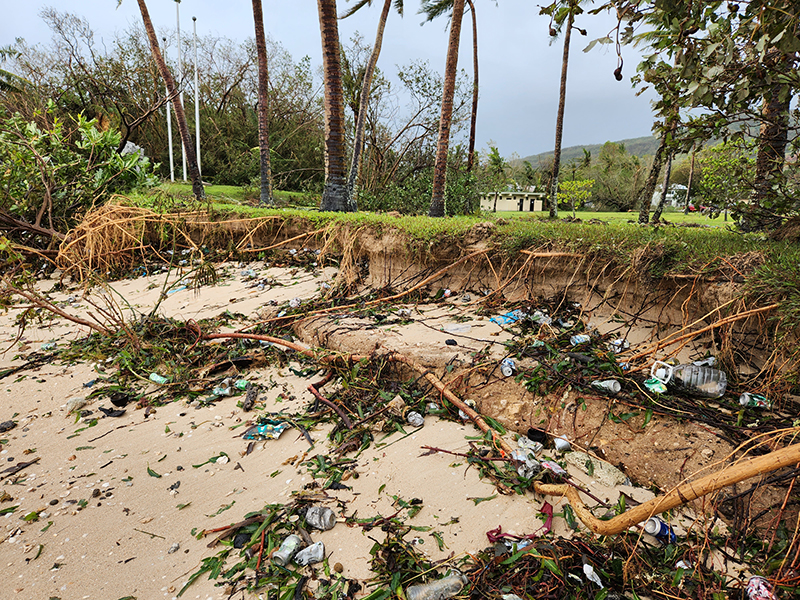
xmin=163 ymin=36 xmax=175 ymax=182
xmin=175 ymin=0 xmax=187 ymax=181
xmin=192 ymin=16 xmax=201 ymax=180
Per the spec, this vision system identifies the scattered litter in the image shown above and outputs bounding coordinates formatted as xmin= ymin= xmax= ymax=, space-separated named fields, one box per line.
xmin=490 ymin=310 xmax=526 ymax=325
xmin=289 ymin=297 xmax=302 ymax=308
xmin=443 ymin=323 xmax=471 ymax=334
xmin=500 ymin=357 xmax=516 ymax=377
xmin=511 ymin=447 xmax=540 ymax=479
xmin=693 ymin=356 xmax=717 ymax=367
xmin=553 ymin=436 xmax=571 ymax=453
xmin=304 ymin=506 xmax=336 ymax=530
xmin=583 ymin=563 xmax=603 ymax=588
xmin=643 ymin=377 xmax=667 ymax=394
xmin=149 ymin=373 xmax=170 ymax=385
xmin=294 ymin=541 xmax=324 ymax=565
xmin=644 ymin=517 xmax=677 ymax=544
xmin=41 ymin=342 xmax=57 ymax=351
xmin=746 ymin=575 xmax=777 ymax=600
xmin=591 ymin=379 xmax=621 ymax=394
xmin=445 ymin=339 xmax=457 ymax=346
xmin=0 ymin=420 xmax=16 ymax=433
xmin=167 ymin=542 xmax=180 ymax=554
xmin=607 ymin=338 xmax=630 ymax=353
xmin=406 ymin=572 xmax=468 ymax=600
xmin=243 ymin=416 xmax=291 ymax=441
xmin=273 ymin=534 xmax=302 ymax=566
xmin=739 ymin=392 xmax=771 ymax=409
xmin=407 ymin=411 xmax=424 ymax=427
xmin=650 ymin=360 xmax=727 ymax=398
xmin=569 ymin=334 xmax=591 ymax=346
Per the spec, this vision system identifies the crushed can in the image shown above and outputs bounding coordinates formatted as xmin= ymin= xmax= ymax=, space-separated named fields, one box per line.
xmin=295 ymin=541 xmax=325 ymax=566
xmin=570 ymin=334 xmax=591 ymax=346
xmin=272 ymin=534 xmax=302 ymax=566
xmin=739 ymin=393 xmax=771 ymax=409
xmin=644 ymin=517 xmax=676 ymax=544
xmin=746 ymin=576 xmax=776 ymax=600
xmin=500 ymin=358 xmax=516 ymax=377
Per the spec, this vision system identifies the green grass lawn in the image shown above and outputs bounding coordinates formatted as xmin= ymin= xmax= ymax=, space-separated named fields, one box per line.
xmin=496 ymin=209 xmax=732 ymax=226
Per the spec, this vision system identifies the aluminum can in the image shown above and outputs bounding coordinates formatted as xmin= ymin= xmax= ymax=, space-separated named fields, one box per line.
xmin=272 ymin=534 xmax=302 ymax=566
xmin=739 ymin=393 xmax=771 ymax=409
xmin=644 ymin=517 xmax=676 ymax=544
xmin=570 ymin=334 xmax=591 ymax=346
xmin=500 ymin=358 xmax=516 ymax=377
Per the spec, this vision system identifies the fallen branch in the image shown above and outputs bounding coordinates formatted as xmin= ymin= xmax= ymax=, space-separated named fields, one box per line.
xmin=7 ymin=285 xmax=110 ymax=335
xmin=307 ymin=383 xmax=353 ymax=429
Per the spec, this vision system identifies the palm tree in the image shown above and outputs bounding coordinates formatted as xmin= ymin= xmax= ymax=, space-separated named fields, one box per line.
xmin=341 ymin=0 xmax=404 ymax=202
xmin=420 ymin=0 xmax=480 ymax=172
xmin=252 ymin=0 xmax=273 ymax=205
xmin=133 ymin=0 xmax=204 ymax=201
xmin=428 ymin=0 xmax=466 ymax=217
xmin=317 ymin=0 xmax=354 ymax=212
xmin=545 ymin=0 xmax=587 ymax=219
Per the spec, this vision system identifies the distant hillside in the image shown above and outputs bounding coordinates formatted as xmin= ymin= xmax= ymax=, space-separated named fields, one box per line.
xmin=518 ymin=135 xmax=660 ymax=166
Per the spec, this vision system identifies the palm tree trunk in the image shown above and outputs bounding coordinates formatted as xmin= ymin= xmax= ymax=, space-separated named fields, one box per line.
xmin=347 ymin=0 xmax=392 ymax=202
xmin=252 ymin=0 xmax=273 ymax=206
xmin=429 ymin=0 xmax=466 ymax=217
xmin=317 ymin=0 xmax=354 ymax=212
xmin=135 ymin=0 xmax=204 ymax=202
xmin=547 ymin=10 xmax=574 ymax=219
xmin=652 ymin=151 xmax=672 ymax=222
xmin=466 ymin=0 xmax=478 ymax=173
xmin=638 ymin=134 xmax=666 ymax=224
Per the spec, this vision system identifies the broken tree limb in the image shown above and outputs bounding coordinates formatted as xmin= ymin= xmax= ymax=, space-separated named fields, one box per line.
xmin=533 ymin=442 xmax=800 ymax=535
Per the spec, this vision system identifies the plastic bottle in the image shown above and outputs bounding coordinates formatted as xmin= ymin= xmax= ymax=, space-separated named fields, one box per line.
xmin=591 ymin=379 xmax=621 ymax=394
xmin=272 ymin=534 xmax=302 ymax=566
xmin=650 ymin=360 xmax=727 ymax=398
xmin=149 ymin=373 xmax=170 ymax=385
xmin=304 ymin=506 xmax=337 ymax=531
xmin=406 ymin=573 xmax=468 ymax=600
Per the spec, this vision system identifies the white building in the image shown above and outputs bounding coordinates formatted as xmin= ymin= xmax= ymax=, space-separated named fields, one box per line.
xmin=480 ymin=190 xmax=546 ymax=212
xmin=652 ymin=184 xmax=689 ymax=208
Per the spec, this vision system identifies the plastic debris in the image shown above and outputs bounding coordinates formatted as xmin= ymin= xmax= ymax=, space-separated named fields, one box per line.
xmin=289 ymin=297 xmax=302 ymax=309
xmin=168 ymin=542 xmax=180 ymax=554
xmin=651 ymin=360 xmax=727 ymax=398
xmin=491 ymin=310 xmax=526 ymax=325
xmin=149 ymin=373 xmax=170 ymax=385
xmin=591 ymin=379 xmax=621 ymax=394
xmin=746 ymin=576 xmax=777 ymax=600
xmin=406 ymin=572 xmax=468 ymax=600
xmin=294 ymin=541 xmax=324 ymax=566
xmin=643 ymin=377 xmax=667 ymax=394
xmin=541 ymin=460 xmax=567 ymax=477
xmin=583 ymin=563 xmax=603 ymax=588
xmin=511 ymin=448 xmax=541 ymax=479
xmin=243 ymin=416 xmax=291 ymax=441
xmin=608 ymin=338 xmax=630 ymax=353
xmin=553 ymin=437 xmax=572 ymax=452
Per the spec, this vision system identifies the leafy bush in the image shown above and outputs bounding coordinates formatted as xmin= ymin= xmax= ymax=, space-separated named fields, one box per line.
xmin=0 ymin=103 xmax=157 ymax=237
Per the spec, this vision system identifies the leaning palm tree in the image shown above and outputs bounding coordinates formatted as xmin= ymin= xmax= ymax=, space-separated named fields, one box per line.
xmin=341 ymin=0 xmax=404 ymax=202
xmin=544 ymin=0 xmax=587 ymax=219
xmin=317 ymin=0 xmax=355 ymax=212
xmin=420 ymin=0 xmax=480 ymax=172
xmin=428 ymin=0 xmax=466 ymax=217
xmin=252 ymin=0 xmax=273 ymax=205
xmin=130 ymin=0 xmax=204 ymax=201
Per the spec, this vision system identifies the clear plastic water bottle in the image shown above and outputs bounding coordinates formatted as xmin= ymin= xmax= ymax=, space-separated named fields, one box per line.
xmin=406 ymin=572 xmax=468 ymax=600
xmin=650 ymin=360 xmax=727 ymax=398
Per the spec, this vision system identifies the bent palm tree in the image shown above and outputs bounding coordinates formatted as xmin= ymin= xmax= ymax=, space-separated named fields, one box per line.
xmin=133 ymin=0 xmax=204 ymax=202
xmin=317 ymin=0 xmax=354 ymax=212
xmin=428 ymin=0 xmax=466 ymax=217
xmin=252 ymin=0 xmax=273 ymax=205
xmin=341 ymin=0 xmax=404 ymax=202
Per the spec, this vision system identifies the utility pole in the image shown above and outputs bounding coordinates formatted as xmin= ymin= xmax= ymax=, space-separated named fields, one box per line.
xmin=192 ymin=16 xmax=201 ymax=180
xmin=162 ymin=36 xmax=175 ymax=182
xmin=175 ymin=0 xmax=186 ymax=181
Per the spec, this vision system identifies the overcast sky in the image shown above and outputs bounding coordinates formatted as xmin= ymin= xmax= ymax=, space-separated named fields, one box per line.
xmin=5 ymin=0 xmax=659 ymax=159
